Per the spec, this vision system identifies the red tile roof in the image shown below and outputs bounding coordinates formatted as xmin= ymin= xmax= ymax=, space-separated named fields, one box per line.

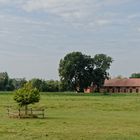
xmin=104 ymin=78 xmax=140 ymax=87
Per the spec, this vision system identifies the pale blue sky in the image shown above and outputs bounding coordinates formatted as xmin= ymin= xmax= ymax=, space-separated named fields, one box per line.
xmin=0 ymin=0 xmax=140 ymax=80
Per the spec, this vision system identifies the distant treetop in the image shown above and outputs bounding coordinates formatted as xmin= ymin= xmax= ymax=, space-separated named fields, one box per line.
xmin=130 ymin=73 xmax=140 ymax=78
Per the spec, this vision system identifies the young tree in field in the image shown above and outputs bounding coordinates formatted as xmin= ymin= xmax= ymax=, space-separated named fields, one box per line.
xmin=59 ymin=52 xmax=113 ymax=92
xmin=14 ymin=82 xmax=40 ymax=115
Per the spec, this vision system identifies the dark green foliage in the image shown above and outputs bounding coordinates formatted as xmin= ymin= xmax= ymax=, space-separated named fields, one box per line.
xmin=11 ymin=78 xmax=27 ymax=90
xmin=0 ymin=72 xmax=9 ymax=90
xmin=94 ymin=54 xmax=113 ymax=71
xmin=59 ymin=52 xmax=113 ymax=92
xmin=59 ymin=52 xmax=92 ymax=92
xmin=30 ymin=79 xmax=60 ymax=92
xmin=0 ymin=72 xmax=23 ymax=91
xmin=92 ymin=54 xmax=113 ymax=91
xmin=59 ymin=81 xmax=71 ymax=92
xmin=30 ymin=78 xmax=47 ymax=92
xmin=5 ymin=79 xmax=15 ymax=91
xmin=130 ymin=73 xmax=140 ymax=78
xmin=46 ymin=80 xmax=59 ymax=92
xmin=92 ymin=68 xmax=107 ymax=92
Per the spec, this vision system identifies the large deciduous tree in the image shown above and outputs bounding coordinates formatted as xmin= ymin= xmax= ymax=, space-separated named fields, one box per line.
xmin=59 ymin=52 xmax=92 ymax=92
xmin=92 ymin=54 xmax=113 ymax=91
xmin=59 ymin=52 xmax=113 ymax=92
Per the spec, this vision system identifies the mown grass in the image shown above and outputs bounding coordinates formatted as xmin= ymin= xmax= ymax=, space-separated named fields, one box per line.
xmin=1 ymin=92 xmax=140 ymax=140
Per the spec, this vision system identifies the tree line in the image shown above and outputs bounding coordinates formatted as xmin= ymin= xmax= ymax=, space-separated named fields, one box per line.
xmin=0 ymin=72 xmax=62 ymax=92
xmin=2 ymin=52 xmax=139 ymax=93
xmin=130 ymin=73 xmax=140 ymax=78
xmin=0 ymin=51 xmax=114 ymax=92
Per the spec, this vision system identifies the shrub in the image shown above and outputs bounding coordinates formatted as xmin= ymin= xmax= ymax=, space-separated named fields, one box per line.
xmin=14 ymin=82 xmax=40 ymax=115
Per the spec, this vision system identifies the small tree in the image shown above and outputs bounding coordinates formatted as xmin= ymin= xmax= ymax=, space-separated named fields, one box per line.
xmin=14 ymin=82 xmax=40 ymax=115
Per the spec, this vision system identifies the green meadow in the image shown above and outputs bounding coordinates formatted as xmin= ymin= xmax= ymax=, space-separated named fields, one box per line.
xmin=1 ymin=92 xmax=140 ymax=140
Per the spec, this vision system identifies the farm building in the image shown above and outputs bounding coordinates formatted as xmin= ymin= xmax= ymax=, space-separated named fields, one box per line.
xmin=103 ymin=78 xmax=140 ymax=93
xmin=84 ymin=86 xmax=95 ymax=93
xmin=84 ymin=78 xmax=140 ymax=93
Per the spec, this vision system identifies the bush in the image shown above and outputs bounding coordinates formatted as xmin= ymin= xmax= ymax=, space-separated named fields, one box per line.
xmin=14 ymin=82 xmax=40 ymax=115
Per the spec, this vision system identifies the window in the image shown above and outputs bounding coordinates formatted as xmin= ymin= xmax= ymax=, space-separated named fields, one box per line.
xmin=118 ymin=88 xmax=120 ymax=93
xmin=124 ymin=89 xmax=126 ymax=93
xmin=112 ymin=88 xmax=114 ymax=93
xmin=107 ymin=88 xmax=110 ymax=93
xmin=130 ymin=89 xmax=132 ymax=93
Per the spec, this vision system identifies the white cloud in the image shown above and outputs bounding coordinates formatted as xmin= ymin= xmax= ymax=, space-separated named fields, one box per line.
xmin=128 ymin=14 xmax=140 ymax=19
xmin=96 ymin=19 xmax=111 ymax=26
xmin=137 ymin=28 xmax=140 ymax=32
xmin=22 ymin=0 xmax=98 ymax=18
xmin=0 ymin=0 xmax=23 ymax=5
xmin=23 ymin=0 xmax=87 ymax=11
xmin=0 ymin=0 xmax=135 ymax=29
xmin=22 ymin=0 xmax=132 ymax=14
xmin=0 ymin=0 xmax=10 ymax=3
xmin=102 ymin=0 xmax=132 ymax=5
xmin=21 ymin=0 xmax=134 ymax=30
xmin=21 ymin=0 xmax=104 ymax=30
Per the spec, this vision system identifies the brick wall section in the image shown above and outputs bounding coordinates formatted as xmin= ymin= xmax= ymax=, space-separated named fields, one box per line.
xmin=103 ymin=78 xmax=140 ymax=93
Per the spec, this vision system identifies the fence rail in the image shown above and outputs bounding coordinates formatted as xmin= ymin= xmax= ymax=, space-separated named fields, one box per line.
xmin=7 ymin=106 xmax=45 ymax=118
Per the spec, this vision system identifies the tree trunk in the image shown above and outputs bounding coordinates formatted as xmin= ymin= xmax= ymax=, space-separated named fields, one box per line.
xmin=25 ymin=105 xmax=28 ymax=115
xmin=95 ymin=86 xmax=100 ymax=93
xmin=76 ymin=88 xmax=84 ymax=93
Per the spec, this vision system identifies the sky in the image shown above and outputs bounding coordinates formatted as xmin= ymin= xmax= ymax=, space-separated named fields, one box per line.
xmin=0 ymin=0 xmax=140 ymax=80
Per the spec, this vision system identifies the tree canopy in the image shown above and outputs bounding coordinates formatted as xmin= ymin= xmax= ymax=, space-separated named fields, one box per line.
xmin=59 ymin=52 xmax=113 ymax=92
xmin=0 ymin=72 xmax=9 ymax=90
xmin=59 ymin=52 xmax=92 ymax=92
xmin=0 ymin=73 xmax=62 ymax=92
xmin=14 ymin=82 xmax=40 ymax=115
xmin=130 ymin=73 xmax=140 ymax=78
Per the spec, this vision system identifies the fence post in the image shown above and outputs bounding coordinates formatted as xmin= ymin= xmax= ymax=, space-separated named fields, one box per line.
xmin=18 ymin=108 xmax=21 ymax=118
xmin=31 ymin=108 xmax=32 ymax=116
xmin=7 ymin=107 xmax=9 ymax=116
xmin=42 ymin=109 xmax=44 ymax=118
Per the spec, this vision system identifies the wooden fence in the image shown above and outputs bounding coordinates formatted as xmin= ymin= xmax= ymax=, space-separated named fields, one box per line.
xmin=7 ymin=106 xmax=45 ymax=118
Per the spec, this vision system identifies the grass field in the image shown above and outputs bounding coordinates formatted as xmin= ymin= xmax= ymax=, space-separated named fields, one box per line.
xmin=1 ymin=92 xmax=140 ymax=140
